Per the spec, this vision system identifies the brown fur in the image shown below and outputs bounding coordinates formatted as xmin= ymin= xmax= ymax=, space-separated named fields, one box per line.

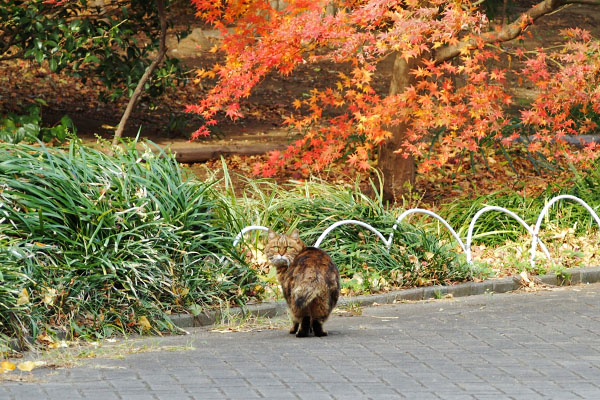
xmin=265 ymin=229 xmax=340 ymax=337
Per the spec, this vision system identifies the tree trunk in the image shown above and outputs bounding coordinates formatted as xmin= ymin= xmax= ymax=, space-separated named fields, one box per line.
xmin=374 ymin=0 xmax=600 ymax=202
xmin=377 ymin=53 xmax=419 ymax=203
xmin=501 ymin=0 xmax=509 ymax=26
xmin=111 ymin=0 xmax=167 ymax=150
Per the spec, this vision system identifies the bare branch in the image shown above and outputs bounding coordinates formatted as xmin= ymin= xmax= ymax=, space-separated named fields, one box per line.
xmin=434 ymin=0 xmax=600 ymax=64
xmin=0 ymin=50 xmax=23 ymax=62
xmin=111 ymin=0 xmax=167 ymax=149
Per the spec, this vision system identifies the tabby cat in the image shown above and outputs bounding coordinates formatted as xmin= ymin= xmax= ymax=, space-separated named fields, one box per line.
xmin=265 ymin=229 xmax=340 ymax=337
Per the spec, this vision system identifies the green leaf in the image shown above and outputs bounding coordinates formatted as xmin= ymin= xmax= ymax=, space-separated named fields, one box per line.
xmin=34 ymin=50 xmax=44 ymax=63
xmin=49 ymin=57 xmax=58 ymax=72
xmin=188 ymin=304 xmax=203 ymax=316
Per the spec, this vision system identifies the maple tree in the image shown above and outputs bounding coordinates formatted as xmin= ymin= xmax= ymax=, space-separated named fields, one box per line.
xmin=188 ymin=0 xmax=600 ymax=201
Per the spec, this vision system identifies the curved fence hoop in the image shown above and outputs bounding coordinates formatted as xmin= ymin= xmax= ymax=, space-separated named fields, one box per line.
xmin=530 ymin=195 xmax=600 ymax=267
xmin=466 ymin=206 xmax=552 ymax=266
xmin=228 ymin=195 xmax=598 ymax=271
xmin=313 ymin=220 xmax=388 ymax=248
xmin=390 ymin=209 xmax=466 ymax=253
xmin=232 ymin=225 xmax=270 ymax=248
xmin=220 ymin=225 xmax=270 ymax=264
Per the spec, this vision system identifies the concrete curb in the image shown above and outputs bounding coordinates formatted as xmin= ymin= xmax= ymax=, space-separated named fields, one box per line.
xmin=168 ymin=265 xmax=600 ymax=328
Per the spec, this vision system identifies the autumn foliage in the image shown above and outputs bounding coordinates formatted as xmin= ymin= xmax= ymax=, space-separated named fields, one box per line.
xmin=519 ymin=28 xmax=600 ymax=165
xmin=188 ymin=0 xmax=600 ymax=177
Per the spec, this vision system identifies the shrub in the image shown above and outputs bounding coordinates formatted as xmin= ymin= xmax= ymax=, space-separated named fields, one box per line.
xmin=0 ymin=105 xmax=75 ymax=144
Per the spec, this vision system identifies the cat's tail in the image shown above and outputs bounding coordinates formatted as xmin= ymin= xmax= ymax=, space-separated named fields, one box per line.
xmin=292 ymin=277 xmax=327 ymax=310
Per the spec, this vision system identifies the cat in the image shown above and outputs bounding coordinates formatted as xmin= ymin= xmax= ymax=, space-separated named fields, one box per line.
xmin=265 ymin=229 xmax=340 ymax=337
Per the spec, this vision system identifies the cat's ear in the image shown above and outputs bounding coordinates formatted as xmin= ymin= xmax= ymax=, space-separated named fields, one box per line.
xmin=268 ymin=229 xmax=278 ymax=240
xmin=289 ymin=229 xmax=300 ymax=239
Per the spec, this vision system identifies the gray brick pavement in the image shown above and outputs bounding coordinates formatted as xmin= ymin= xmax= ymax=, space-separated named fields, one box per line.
xmin=3 ymin=283 xmax=600 ymax=399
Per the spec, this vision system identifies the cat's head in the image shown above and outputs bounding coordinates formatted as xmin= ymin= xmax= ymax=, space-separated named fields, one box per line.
xmin=264 ymin=229 xmax=305 ymax=268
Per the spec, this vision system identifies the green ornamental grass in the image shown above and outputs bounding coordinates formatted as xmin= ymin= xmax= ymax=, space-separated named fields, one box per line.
xmin=442 ymin=163 xmax=600 ymax=246
xmin=0 ymin=141 xmax=257 ymax=348
xmin=210 ymin=164 xmax=472 ymax=295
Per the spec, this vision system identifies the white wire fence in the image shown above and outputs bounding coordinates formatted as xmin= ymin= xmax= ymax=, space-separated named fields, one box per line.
xmin=230 ymin=195 xmax=600 ymax=269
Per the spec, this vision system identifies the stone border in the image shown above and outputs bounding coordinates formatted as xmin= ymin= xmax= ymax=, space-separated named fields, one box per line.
xmin=168 ymin=266 xmax=600 ymax=328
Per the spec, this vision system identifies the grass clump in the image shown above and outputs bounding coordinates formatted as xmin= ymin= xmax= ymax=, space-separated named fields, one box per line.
xmin=208 ymin=157 xmax=600 ymax=295
xmin=0 ymin=141 xmax=258 ymax=349
xmin=440 ymin=161 xmax=600 ymax=252
xmin=425 ymin=159 xmax=600 ymax=275
xmin=209 ymin=165 xmax=472 ymax=297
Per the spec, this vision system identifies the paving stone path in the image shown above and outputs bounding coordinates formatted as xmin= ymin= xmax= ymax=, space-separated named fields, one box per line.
xmin=3 ymin=283 xmax=600 ymax=399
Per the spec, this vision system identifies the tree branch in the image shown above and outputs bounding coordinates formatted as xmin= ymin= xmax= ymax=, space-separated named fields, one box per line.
xmin=111 ymin=0 xmax=167 ymax=149
xmin=434 ymin=0 xmax=600 ymax=64
xmin=0 ymin=50 xmax=23 ymax=62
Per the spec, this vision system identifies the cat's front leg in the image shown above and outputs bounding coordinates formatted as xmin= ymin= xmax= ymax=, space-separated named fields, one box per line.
xmin=296 ymin=316 xmax=311 ymax=337
xmin=289 ymin=322 xmax=299 ymax=334
xmin=312 ymin=319 xmax=328 ymax=337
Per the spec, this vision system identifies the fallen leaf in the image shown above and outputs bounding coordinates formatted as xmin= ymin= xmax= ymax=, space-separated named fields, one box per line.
xmin=16 ymin=361 xmax=36 ymax=372
xmin=138 ymin=316 xmax=152 ymax=331
xmin=48 ymin=341 xmax=69 ymax=349
xmin=37 ymin=332 xmax=55 ymax=346
xmin=519 ymin=270 xmax=531 ymax=284
xmin=0 ymin=361 xmax=16 ymax=373
xmin=43 ymin=288 xmax=58 ymax=306
xmin=16 ymin=288 xmax=29 ymax=306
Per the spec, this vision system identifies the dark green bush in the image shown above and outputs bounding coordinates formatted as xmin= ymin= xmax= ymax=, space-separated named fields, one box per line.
xmin=0 ymin=105 xmax=75 ymax=144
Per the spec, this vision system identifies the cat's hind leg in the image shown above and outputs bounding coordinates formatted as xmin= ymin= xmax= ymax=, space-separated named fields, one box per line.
xmin=311 ymin=318 xmax=328 ymax=337
xmin=296 ymin=316 xmax=311 ymax=338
